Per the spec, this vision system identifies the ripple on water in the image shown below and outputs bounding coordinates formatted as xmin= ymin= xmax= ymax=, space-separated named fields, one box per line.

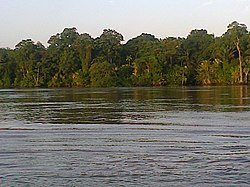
xmin=0 ymin=87 xmax=250 ymax=186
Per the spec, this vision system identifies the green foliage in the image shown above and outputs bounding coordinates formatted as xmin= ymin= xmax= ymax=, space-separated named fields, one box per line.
xmin=73 ymin=33 xmax=94 ymax=73
xmin=117 ymin=65 xmax=133 ymax=87
xmin=72 ymin=70 xmax=90 ymax=87
xmin=89 ymin=59 xmax=117 ymax=87
xmin=94 ymin=29 xmax=123 ymax=66
xmin=132 ymin=55 xmax=163 ymax=86
xmin=13 ymin=39 xmax=46 ymax=87
xmin=0 ymin=49 xmax=15 ymax=87
xmin=0 ymin=22 xmax=250 ymax=88
xmin=48 ymin=47 xmax=81 ymax=87
xmin=165 ymin=65 xmax=187 ymax=85
xmin=196 ymin=60 xmax=213 ymax=85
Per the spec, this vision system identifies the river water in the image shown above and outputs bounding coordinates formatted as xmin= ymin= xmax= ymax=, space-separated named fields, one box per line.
xmin=0 ymin=86 xmax=250 ymax=186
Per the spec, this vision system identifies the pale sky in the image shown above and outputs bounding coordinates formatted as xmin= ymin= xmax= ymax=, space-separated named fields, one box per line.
xmin=1 ymin=0 xmax=250 ymax=48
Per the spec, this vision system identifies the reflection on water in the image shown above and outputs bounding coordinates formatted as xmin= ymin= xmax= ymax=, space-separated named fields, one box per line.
xmin=0 ymin=86 xmax=250 ymax=186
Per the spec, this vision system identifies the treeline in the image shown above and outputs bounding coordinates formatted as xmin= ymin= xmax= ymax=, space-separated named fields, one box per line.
xmin=1 ymin=21 xmax=250 ymax=88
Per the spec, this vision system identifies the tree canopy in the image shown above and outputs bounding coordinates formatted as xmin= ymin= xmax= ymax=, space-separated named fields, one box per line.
xmin=1 ymin=21 xmax=250 ymax=88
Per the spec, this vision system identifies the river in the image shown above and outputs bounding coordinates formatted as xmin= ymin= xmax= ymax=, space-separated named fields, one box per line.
xmin=0 ymin=86 xmax=250 ymax=186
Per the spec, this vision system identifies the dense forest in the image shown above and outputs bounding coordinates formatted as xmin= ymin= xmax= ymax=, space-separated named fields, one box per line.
xmin=1 ymin=21 xmax=250 ymax=88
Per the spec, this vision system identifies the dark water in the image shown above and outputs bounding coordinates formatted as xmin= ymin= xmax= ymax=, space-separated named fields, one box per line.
xmin=0 ymin=86 xmax=250 ymax=186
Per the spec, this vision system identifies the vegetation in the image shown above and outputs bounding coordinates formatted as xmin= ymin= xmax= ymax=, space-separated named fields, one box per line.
xmin=1 ymin=21 xmax=250 ymax=88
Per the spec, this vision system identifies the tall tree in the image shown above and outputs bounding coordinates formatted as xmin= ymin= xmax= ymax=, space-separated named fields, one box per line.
xmin=47 ymin=28 xmax=81 ymax=87
xmin=0 ymin=48 xmax=15 ymax=87
xmin=48 ymin=27 xmax=79 ymax=49
xmin=73 ymin=33 xmax=94 ymax=73
xmin=14 ymin=39 xmax=45 ymax=87
xmin=89 ymin=58 xmax=117 ymax=87
xmin=178 ymin=29 xmax=214 ymax=84
xmin=94 ymin=29 xmax=124 ymax=66
xmin=224 ymin=21 xmax=248 ymax=83
xmin=123 ymin=33 xmax=164 ymax=86
xmin=123 ymin=33 xmax=158 ymax=60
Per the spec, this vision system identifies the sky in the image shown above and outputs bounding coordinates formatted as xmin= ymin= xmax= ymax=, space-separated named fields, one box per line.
xmin=0 ymin=0 xmax=250 ymax=48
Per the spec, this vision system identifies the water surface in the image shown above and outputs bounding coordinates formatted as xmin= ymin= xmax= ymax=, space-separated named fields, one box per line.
xmin=0 ymin=86 xmax=250 ymax=186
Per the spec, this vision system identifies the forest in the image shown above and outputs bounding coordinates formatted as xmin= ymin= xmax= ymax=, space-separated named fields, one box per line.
xmin=0 ymin=21 xmax=250 ymax=88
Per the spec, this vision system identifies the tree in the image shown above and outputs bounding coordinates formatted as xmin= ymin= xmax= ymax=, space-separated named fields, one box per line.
xmin=47 ymin=28 xmax=83 ymax=87
xmin=161 ymin=37 xmax=180 ymax=67
xmin=49 ymin=48 xmax=81 ymax=87
xmin=178 ymin=29 xmax=214 ymax=84
xmin=123 ymin=33 xmax=158 ymax=61
xmin=48 ymin=27 xmax=79 ymax=49
xmin=0 ymin=48 xmax=15 ymax=87
xmin=117 ymin=64 xmax=133 ymax=87
xmin=14 ymin=39 xmax=45 ymax=87
xmin=89 ymin=58 xmax=117 ymax=87
xmin=123 ymin=33 xmax=166 ymax=86
xmin=73 ymin=33 xmax=94 ymax=73
xmin=224 ymin=21 xmax=248 ymax=83
xmin=165 ymin=65 xmax=187 ymax=86
xmin=94 ymin=29 xmax=124 ymax=66
xmin=244 ymin=35 xmax=250 ymax=83
xmin=1 ymin=23 xmax=250 ymax=88
xmin=132 ymin=55 xmax=163 ymax=86
xmin=196 ymin=60 xmax=212 ymax=85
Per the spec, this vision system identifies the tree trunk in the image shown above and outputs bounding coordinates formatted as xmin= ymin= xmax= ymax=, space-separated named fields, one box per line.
xmin=81 ymin=47 xmax=92 ymax=73
xmin=32 ymin=67 xmax=40 ymax=87
xmin=36 ymin=67 xmax=40 ymax=86
xmin=244 ymin=68 xmax=249 ymax=84
xmin=236 ymin=38 xmax=243 ymax=84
